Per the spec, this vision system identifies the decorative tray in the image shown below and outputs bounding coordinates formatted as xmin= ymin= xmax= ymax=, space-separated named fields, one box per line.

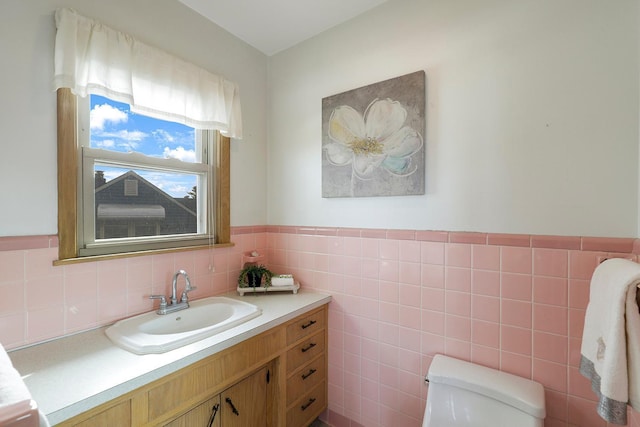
xmin=237 ymin=282 xmax=300 ymax=296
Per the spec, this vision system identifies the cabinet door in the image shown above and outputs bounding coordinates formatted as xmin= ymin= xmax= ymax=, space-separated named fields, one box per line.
xmin=221 ymin=366 xmax=268 ymax=427
xmin=164 ymin=396 xmax=221 ymax=427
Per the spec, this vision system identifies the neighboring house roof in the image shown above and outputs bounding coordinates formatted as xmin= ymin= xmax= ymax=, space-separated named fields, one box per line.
xmin=95 ymin=170 xmax=196 ymax=217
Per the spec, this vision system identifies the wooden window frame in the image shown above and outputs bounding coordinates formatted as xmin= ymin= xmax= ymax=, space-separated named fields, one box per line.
xmin=56 ymin=88 xmax=231 ymax=264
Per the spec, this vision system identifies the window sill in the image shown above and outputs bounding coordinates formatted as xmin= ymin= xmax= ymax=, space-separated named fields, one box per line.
xmin=53 ymin=242 xmax=234 ymax=266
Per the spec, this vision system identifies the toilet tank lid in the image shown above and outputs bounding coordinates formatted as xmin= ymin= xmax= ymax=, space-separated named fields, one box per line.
xmin=427 ymin=355 xmax=546 ymax=419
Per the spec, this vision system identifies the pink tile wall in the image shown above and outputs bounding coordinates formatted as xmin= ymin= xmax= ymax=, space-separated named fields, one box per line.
xmin=1 ymin=228 xmax=640 ymax=427
xmin=0 ymin=229 xmax=267 ymax=349
xmin=266 ymin=228 xmax=640 ymax=427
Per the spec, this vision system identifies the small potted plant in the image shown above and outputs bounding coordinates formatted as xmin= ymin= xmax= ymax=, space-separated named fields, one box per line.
xmin=238 ymin=264 xmax=273 ymax=289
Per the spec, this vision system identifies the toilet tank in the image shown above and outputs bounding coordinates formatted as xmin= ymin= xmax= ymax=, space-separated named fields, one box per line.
xmin=423 ymin=355 xmax=545 ymax=427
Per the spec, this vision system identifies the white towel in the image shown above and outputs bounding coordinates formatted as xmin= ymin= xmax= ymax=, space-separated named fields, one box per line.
xmin=272 ymin=274 xmax=295 ymax=287
xmin=579 ymin=258 xmax=640 ymax=425
xmin=0 ymin=343 xmax=50 ymax=427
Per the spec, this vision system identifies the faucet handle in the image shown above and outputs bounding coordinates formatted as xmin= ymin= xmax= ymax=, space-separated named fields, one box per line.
xmin=180 ymin=286 xmax=197 ymax=303
xmin=149 ymin=294 xmax=168 ymax=308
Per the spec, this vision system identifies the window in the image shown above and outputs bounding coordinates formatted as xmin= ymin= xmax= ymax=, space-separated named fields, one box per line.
xmin=78 ymin=94 xmax=215 ymax=256
xmin=53 ymin=9 xmax=238 ymax=261
xmin=56 ymin=89 xmax=231 ymax=261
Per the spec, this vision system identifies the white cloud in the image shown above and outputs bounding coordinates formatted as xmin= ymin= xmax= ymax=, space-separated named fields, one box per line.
xmin=163 ymin=146 xmax=196 ymax=163
xmin=167 ymin=184 xmax=189 ymax=196
xmin=90 ymin=104 xmax=128 ymax=130
xmin=101 ymin=170 xmax=122 ymax=181
xmin=115 ymin=130 xmax=146 ymax=142
xmin=93 ymin=130 xmax=147 ymax=151
xmin=153 ymin=129 xmax=175 ymax=143
xmin=94 ymin=139 xmax=115 ymax=148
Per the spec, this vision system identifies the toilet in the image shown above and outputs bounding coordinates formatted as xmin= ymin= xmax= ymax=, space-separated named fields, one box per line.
xmin=422 ymin=355 xmax=546 ymax=427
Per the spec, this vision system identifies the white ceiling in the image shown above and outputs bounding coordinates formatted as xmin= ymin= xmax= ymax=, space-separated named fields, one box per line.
xmin=178 ymin=0 xmax=388 ymax=56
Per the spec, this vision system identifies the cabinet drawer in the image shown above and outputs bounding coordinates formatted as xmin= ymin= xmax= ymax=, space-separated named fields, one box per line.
xmin=286 ymin=330 xmax=325 ymax=373
xmin=287 ymin=355 xmax=325 ymax=405
xmin=286 ymin=381 xmax=326 ymax=427
xmin=286 ymin=308 xmax=325 ymax=345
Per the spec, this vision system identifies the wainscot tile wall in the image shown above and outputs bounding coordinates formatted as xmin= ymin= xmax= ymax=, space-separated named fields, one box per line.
xmin=264 ymin=227 xmax=640 ymax=427
xmin=0 ymin=227 xmax=639 ymax=427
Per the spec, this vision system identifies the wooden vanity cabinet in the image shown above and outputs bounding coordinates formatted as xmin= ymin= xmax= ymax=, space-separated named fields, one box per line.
xmin=284 ymin=309 xmax=327 ymax=427
xmin=219 ymin=365 xmax=268 ymax=427
xmin=165 ymin=366 xmax=268 ymax=427
xmin=163 ymin=396 xmax=220 ymax=427
xmin=56 ymin=303 xmax=328 ymax=427
xmin=69 ymin=401 xmax=131 ymax=427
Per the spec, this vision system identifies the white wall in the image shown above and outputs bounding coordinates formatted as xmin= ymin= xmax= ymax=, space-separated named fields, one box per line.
xmin=267 ymin=0 xmax=640 ymax=237
xmin=0 ymin=0 xmax=269 ymax=236
xmin=3 ymin=0 xmax=639 ymax=238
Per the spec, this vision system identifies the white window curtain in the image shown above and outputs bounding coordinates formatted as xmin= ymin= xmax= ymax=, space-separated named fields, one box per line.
xmin=53 ymin=8 xmax=242 ymax=138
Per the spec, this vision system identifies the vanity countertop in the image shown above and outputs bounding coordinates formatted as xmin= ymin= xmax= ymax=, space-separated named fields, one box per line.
xmin=8 ymin=290 xmax=331 ymax=426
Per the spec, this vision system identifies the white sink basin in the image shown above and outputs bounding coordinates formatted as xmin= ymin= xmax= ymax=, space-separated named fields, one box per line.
xmin=105 ymin=297 xmax=262 ymax=354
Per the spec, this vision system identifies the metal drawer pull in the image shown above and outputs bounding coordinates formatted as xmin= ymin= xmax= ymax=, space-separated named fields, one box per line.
xmin=207 ymin=403 xmax=219 ymax=427
xmin=225 ymin=397 xmax=239 ymax=416
xmin=301 ymin=320 xmax=317 ymax=329
xmin=301 ymin=368 xmax=317 ymax=380
xmin=301 ymin=342 xmax=317 ymax=353
xmin=301 ymin=397 xmax=316 ymax=411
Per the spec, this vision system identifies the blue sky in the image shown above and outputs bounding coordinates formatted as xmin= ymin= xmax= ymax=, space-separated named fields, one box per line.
xmin=90 ymin=95 xmax=198 ymax=198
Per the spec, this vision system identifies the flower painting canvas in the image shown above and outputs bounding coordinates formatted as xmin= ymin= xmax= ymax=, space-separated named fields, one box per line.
xmin=322 ymin=71 xmax=425 ymax=198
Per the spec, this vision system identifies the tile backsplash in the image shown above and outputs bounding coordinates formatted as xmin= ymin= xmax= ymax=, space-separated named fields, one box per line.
xmin=0 ymin=227 xmax=639 ymax=427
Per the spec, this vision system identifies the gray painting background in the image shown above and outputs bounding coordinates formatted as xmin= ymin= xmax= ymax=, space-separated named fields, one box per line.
xmin=322 ymin=70 xmax=426 ymax=198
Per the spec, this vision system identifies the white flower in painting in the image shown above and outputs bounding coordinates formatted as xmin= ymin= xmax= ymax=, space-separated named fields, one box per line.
xmin=325 ymin=98 xmax=423 ymax=179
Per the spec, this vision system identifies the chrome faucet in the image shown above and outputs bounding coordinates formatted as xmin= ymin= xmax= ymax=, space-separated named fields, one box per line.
xmin=149 ymin=270 xmax=197 ymax=315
